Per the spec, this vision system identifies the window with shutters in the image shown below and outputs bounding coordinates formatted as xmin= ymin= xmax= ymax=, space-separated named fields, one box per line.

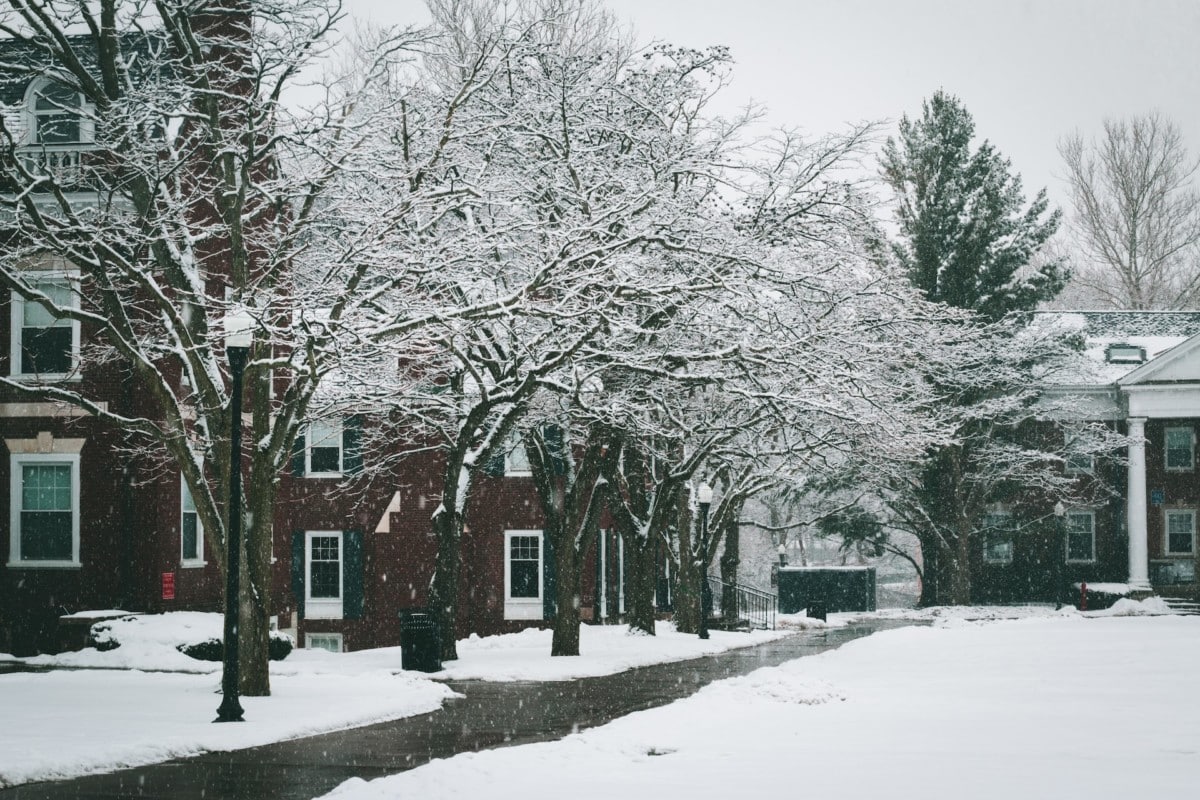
xmin=307 ymin=419 xmax=344 ymax=476
xmin=982 ymin=511 xmax=1014 ymax=565
xmin=305 ymin=531 xmax=343 ymax=619
xmin=1165 ymin=510 xmax=1196 ymax=556
xmin=1164 ymin=427 xmax=1194 ymax=471
xmin=1065 ymin=510 xmax=1096 ymax=563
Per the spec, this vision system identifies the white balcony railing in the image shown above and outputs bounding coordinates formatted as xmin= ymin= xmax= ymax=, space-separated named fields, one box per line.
xmin=15 ymin=144 xmax=92 ymax=188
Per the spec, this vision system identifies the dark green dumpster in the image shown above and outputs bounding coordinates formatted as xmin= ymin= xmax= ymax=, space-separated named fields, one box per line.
xmin=399 ymin=612 xmax=442 ymax=672
xmin=778 ymin=566 xmax=876 ymax=615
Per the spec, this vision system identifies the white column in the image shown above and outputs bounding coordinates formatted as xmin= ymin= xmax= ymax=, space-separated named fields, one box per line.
xmin=1126 ymin=417 xmax=1151 ymax=590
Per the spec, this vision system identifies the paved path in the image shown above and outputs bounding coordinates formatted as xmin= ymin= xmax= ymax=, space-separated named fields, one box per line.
xmin=3 ymin=621 xmax=903 ymax=800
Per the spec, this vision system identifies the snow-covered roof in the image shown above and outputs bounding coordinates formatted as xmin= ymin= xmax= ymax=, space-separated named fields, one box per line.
xmin=1035 ymin=310 xmax=1200 ymax=386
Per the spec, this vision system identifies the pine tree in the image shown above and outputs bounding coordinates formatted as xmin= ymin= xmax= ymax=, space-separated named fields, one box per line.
xmin=882 ymin=91 xmax=1066 ymax=320
xmin=881 ymin=91 xmax=1068 ymax=605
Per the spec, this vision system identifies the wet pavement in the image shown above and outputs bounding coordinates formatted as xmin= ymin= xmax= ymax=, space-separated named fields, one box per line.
xmin=2 ymin=621 xmax=906 ymax=800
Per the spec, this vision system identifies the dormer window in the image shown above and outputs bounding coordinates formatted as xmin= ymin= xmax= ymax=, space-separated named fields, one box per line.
xmin=1105 ymin=343 xmax=1146 ymax=364
xmin=32 ymin=81 xmax=84 ymax=144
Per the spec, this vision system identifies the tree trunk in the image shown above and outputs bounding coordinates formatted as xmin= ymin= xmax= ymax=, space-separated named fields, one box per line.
xmin=551 ymin=538 xmax=581 ymax=656
xmin=719 ymin=517 xmax=740 ymax=625
xmin=622 ymin=531 xmax=658 ymax=635
xmin=428 ymin=509 xmax=462 ymax=661
xmin=238 ymin=492 xmax=275 ymax=696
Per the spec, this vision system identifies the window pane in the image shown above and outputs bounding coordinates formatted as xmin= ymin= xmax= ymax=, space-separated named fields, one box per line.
xmin=21 ymin=326 xmax=73 ymax=374
xmin=22 ymin=465 xmax=71 ymax=510
xmin=35 ymin=83 xmax=80 ymax=110
xmin=310 ymin=445 xmax=341 ymax=474
xmin=310 ymin=420 xmax=340 ymax=448
xmin=510 ymin=561 xmax=539 ymax=598
xmin=21 ymin=510 xmax=73 ymax=560
xmin=506 ymin=441 xmax=531 ymax=473
xmin=22 ymin=282 xmax=72 ymax=327
xmin=1165 ymin=428 xmax=1193 ymax=469
xmin=182 ymin=513 xmax=199 ymax=561
xmin=1067 ymin=514 xmax=1094 ymax=561
xmin=36 ymin=114 xmax=81 ymax=144
xmin=310 ymin=535 xmax=340 ymax=598
xmin=1167 ymin=513 xmax=1194 ymax=554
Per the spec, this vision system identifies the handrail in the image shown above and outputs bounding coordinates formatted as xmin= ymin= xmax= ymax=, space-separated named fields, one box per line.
xmin=707 ymin=574 xmax=777 ymax=631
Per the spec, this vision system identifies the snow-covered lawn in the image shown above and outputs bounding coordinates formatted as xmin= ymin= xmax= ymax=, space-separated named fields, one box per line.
xmin=0 ymin=613 xmax=787 ymax=787
xmin=322 ymin=613 xmax=1200 ymax=800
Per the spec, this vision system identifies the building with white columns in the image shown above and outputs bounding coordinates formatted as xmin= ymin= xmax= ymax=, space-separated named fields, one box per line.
xmin=1038 ymin=311 xmax=1200 ymax=603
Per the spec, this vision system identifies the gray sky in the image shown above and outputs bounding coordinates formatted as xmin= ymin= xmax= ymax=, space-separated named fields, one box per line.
xmin=344 ymin=0 xmax=1200 ymax=209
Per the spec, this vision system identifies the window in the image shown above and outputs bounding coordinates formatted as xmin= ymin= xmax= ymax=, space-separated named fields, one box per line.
xmin=306 ymin=632 xmax=343 ymax=653
xmin=505 ymin=439 xmax=531 ymax=476
xmin=31 ymin=81 xmax=84 ymax=145
xmin=1064 ymin=451 xmax=1095 ymax=475
xmin=181 ymin=476 xmax=204 ymax=566
xmin=1065 ymin=511 xmax=1096 ymax=563
xmin=982 ymin=512 xmax=1013 ymax=565
xmin=504 ymin=530 xmax=543 ymax=620
xmin=1165 ymin=510 xmax=1196 ymax=556
xmin=307 ymin=419 xmax=343 ymax=476
xmin=1105 ymin=343 xmax=1145 ymax=364
xmin=10 ymin=275 xmax=80 ymax=378
xmin=9 ymin=453 xmax=80 ymax=566
xmin=305 ymin=531 xmax=343 ymax=619
xmin=1165 ymin=427 xmax=1194 ymax=471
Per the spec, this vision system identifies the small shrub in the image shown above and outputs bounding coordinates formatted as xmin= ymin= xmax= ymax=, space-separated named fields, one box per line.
xmin=177 ymin=631 xmax=294 ymax=662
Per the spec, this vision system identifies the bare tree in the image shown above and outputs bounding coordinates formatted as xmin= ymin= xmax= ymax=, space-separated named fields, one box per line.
xmin=1060 ymin=113 xmax=1200 ymax=309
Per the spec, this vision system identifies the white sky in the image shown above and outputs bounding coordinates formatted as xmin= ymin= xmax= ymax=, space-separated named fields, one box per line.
xmin=342 ymin=0 xmax=1200 ymax=209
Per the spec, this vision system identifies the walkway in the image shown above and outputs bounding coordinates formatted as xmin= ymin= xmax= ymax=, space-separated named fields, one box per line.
xmin=2 ymin=621 xmax=902 ymax=800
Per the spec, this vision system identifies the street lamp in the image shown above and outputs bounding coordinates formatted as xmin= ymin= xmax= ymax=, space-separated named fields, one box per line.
xmin=1053 ymin=501 xmax=1066 ymax=611
xmin=215 ymin=310 xmax=253 ymax=723
xmin=696 ymin=482 xmax=713 ymax=640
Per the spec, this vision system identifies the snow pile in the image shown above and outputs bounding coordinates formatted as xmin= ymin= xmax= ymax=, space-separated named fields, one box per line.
xmin=775 ymin=611 xmax=843 ymax=630
xmin=440 ymin=621 xmax=790 ymax=681
xmin=1092 ymin=596 xmax=1173 ymax=616
xmin=320 ymin=615 xmax=1200 ymax=800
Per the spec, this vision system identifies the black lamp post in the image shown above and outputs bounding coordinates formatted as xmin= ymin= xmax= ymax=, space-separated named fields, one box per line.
xmin=697 ymin=482 xmax=713 ymax=640
xmin=778 ymin=543 xmax=787 ymax=567
xmin=216 ymin=310 xmax=252 ymax=723
xmin=1053 ymin=501 xmax=1066 ymax=611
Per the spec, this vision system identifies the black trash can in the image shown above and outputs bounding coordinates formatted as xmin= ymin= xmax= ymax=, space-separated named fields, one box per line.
xmin=807 ymin=602 xmax=827 ymax=622
xmin=399 ymin=612 xmax=442 ymax=673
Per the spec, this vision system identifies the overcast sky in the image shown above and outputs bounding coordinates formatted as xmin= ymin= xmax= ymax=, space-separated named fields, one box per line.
xmin=344 ymin=0 xmax=1200 ymax=210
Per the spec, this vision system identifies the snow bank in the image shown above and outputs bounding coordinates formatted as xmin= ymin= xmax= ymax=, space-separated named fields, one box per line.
xmin=321 ymin=615 xmax=1200 ymax=800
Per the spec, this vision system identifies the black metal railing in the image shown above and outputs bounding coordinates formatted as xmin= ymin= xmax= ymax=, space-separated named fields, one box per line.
xmin=707 ymin=575 xmax=777 ymax=630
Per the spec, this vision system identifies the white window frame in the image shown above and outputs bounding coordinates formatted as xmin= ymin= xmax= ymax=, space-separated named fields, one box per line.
xmin=305 ymin=530 xmax=344 ymax=619
xmin=8 ymin=452 xmax=81 ymax=567
xmin=180 ymin=475 xmax=205 ymax=567
xmin=982 ymin=511 xmax=1014 ymax=566
xmin=305 ymin=419 xmax=344 ymax=478
xmin=1065 ymin=510 xmax=1096 ymax=564
xmin=24 ymin=78 xmax=93 ymax=146
xmin=9 ymin=272 xmax=81 ymax=381
xmin=1164 ymin=509 xmax=1196 ymax=557
xmin=1164 ymin=426 xmax=1194 ymax=472
xmin=504 ymin=530 xmax=543 ymax=620
xmin=305 ymin=632 xmax=343 ymax=653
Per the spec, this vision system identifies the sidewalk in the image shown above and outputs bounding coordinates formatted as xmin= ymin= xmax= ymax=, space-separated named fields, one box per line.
xmin=1 ymin=622 xmax=903 ymax=800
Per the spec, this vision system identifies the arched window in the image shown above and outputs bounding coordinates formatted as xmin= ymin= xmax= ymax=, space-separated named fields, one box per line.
xmin=27 ymin=79 xmax=86 ymax=145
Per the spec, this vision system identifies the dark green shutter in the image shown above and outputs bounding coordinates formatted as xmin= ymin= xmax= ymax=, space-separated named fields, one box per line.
xmin=342 ymin=415 xmax=363 ymax=475
xmin=343 ymin=529 xmax=365 ymax=619
xmin=291 ymin=430 xmax=306 ymax=476
xmin=542 ymin=532 xmax=557 ymax=620
xmin=544 ymin=425 xmax=566 ymax=475
xmin=483 ymin=446 xmax=506 ymax=477
xmin=291 ymin=531 xmax=305 ymax=619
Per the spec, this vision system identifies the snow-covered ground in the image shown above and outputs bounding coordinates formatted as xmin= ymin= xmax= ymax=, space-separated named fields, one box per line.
xmin=0 ymin=613 xmax=786 ymax=787
xmin=322 ymin=611 xmax=1200 ymax=800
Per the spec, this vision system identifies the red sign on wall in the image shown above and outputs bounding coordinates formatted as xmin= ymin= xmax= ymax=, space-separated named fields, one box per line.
xmin=162 ymin=572 xmax=176 ymax=601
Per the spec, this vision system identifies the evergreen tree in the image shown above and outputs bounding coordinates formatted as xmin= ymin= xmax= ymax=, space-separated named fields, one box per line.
xmin=882 ymin=91 xmax=1066 ymax=320
xmin=881 ymin=92 xmax=1070 ymax=605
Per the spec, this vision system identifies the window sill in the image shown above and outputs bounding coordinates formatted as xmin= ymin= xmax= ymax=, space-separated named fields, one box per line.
xmin=304 ymin=472 xmax=344 ymax=480
xmin=180 ymin=560 xmax=207 ymax=569
xmin=305 ymin=600 xmax=343 ymax=620
xmin=8 ymin=373 xmax=83 ymax=383
xmin=504 ymin=599 xmax=543 ymax=620
xmin=7 ymin=560 xmax=81 ymax=569
xmin=1065 ymin=559 xmax=1096 ymax=565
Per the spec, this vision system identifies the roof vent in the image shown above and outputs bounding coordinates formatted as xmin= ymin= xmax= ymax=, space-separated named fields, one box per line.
xmin=1106 ymin=343 xmax=1146 ymax=364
